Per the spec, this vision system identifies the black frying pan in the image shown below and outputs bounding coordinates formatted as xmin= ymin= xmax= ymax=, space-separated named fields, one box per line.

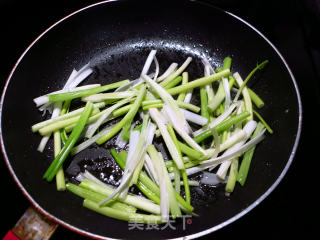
xmin=0 ymin=0 xmax=302 ymax=239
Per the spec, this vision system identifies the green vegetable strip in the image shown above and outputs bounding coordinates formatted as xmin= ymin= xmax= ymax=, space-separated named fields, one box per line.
xmin=54 ymin=130 xmax=65 ymax=191
xmin=193 ymin=111 xmax=250 ymax=143
xmin=117 ymin=100 xmax=200 ymax=116
xmin=110 ymin=149 xmax=161 ymax=204
xmin=122 ymin=121 xmax=133 ymax=141
xmin=167 ymin=124 xmax=181 ymax=156
xmin=248 ymin=88 xmax=264 ymax=108
xmin=236 ymin=60 xmax=269 ymax=98
xmin=59 ymin=100 xmax=70 ymax=145
xmin=136 ymin=181 xmax=160 ymax=205
xmin=66 ymin=183 xmax=137 ymax=213
xmin=208 ymin=57 xmax=232 ymax=112
xmin=181 ymin=169 xmax=191 ymax=204
xmin=80 ymin=179 xmax=160 ymax=214
xmin=215 ymin=67 xmax=222 ymax=73
xmin=167 ymin=69 xmax=230 ymax=96
xmin=167 ymin=125 xmax=182 ymax=195
xmin=167 ymin=125 xmax=191 ymax=204
xmin=112 ymin=104 xmax=132 ymax=117
xmin=173 ymin=165 xmax=181 ymax=195
xmin=200 ymin=86 xmax=209 ymax=119
xmin=225 ymin=158 xmax=239 ymax=195
xmin=164 ymin=76 xmax=183 ymax=89
xmin=222 ymin=57 xmax=232 ymax=70
xmin=83 ymin=199 xmax=162 ymax=224
xmin=96 ymin=85 xmax=146 ymax=145
xmin=43 ymin=101 xmax=93 ymax=181
xmin=32 ymin=102 xmax=104 ymax=133
xmin=60 ymin=129 xmax=68 ymax=145
xmin=177 ymin=141 xmax=203 ymax=160
xmin=48 ymin=80 xmax=130 ymax=102
xmin=39 ymin=108 xmax=100 ymax=136
xmin=237 ymin=122 xmax=265 ymax=186
xmin=147 ymin=145 xmax=181 ymax=219
xmin=142 ymin=103 xmax=163 ymax=111
xmin=253 ymin=110 xmax=273 ymax=134
xmin=209 ymin=78 xmax=234 ymax=113
xmin=176 ymin=100 xmax=201 ymax=113
xmin=177 ymin=72 xmax=188 ymax=102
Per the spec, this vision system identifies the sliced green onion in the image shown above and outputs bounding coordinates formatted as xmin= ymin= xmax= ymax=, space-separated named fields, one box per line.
xmin=96 ymin=85 xmax=146 ymax=145
xmin=43 ymin=101 xmax=93 ymax=181
xmin=253 ymin=110 xmax=273 ymax=134
xmin=47 ymin=80 xmax=130 ymax=103
xmin=83 ymin=199 xmax=162 ymax=224
xmin=167 ymin=69 xmax=230 ymax=96
xmin=66 ymin=183 xmax=137 ymax=213
xmin=237 ymin=122 xmax=266 ymax=186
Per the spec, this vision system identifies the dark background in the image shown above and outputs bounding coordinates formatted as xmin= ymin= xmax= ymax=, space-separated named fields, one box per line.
xmin=0 ymin=0 xmax=318 ymax=239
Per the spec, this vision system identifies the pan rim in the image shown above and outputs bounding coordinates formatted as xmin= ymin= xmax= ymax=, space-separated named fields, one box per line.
xmin=0 ymin=0 xmax=302 ymax=240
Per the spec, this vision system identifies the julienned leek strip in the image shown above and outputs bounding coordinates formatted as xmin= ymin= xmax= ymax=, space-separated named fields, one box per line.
xmin=66 ymin=183 xmax=137 ymax=213
xmin=43 ymin=101 xmax=93 ymax=181
xmin=96 ymin=85 xmax=146 ymax=145
xmin=83 ymin=199 xmax=162 ymax=224
xmin=166 ymin=69 xmax=230 ymax=95
xmin=47 ymin=80 xmax=129 ymax=103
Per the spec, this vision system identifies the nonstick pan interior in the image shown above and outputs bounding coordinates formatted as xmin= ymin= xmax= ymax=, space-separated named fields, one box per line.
xmin=0 ymin=0 xmax=301 ymax=239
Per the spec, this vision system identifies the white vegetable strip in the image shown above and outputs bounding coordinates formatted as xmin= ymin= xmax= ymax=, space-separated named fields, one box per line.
xmin=71 ymin=124 xmax=116 ymax=155
xmin=86 ymin=98 xmax=131 ymax=138
xmin=182 ymin=129 xmax=265 ymax=178
xmin=203 ymin=60 xmax=215 ymax=106
xmin=193 ymin=102 xmax=240 ymax=136
xmin=147 ymin=146 xmax=169 ymax=222
xmin=216 ymin=121 xmax=257 ymax=180
xmin=144 ymin=153 xmax=159 ymax=184
xmin=162 ymin=105 xmax=207 ymax=156
xmin=160 ymin=57 xmax=192 ymax=87
xmin=37 ymin=102 xmax=62 ymax=152
xmin=126 ymin=131 xmax=140 ymax=166
xmin=32 ymin=102 xmax=105 ymax=132
xmin=37 ymin=64 xmax=92 ymax=151
xmin=119 ymin=130 xmax=140 ymax=199
xmin=183 ymin=89 xmax=193 ymax=103
xmin=114 ymin=73 xmax=154 ymax=93
xmin=153 ymin=56 xmax=160 ymax=81
xmin=83 ymin=171 xmax=160 ymax=215
xmin=33 ymin=84 xmax=101 ymax=107
xmin=141 ymin=50 xmax=157 ymax=76
xmin=222 ymin=77 xmax=231 ymax=110
xmin=201 ymin=172 xmax=226 ymax=185
xmin=180 ymin=109 xmax=208 ymax=126
xmin=66 ymin=68 xmax=93 ymax=89
xmin=82 ymin=91 xmax=135 ymax=102
xmin=142 ymin=74 xmax=191 ymax=134
xmin=115 ymin=129 xmax=128 ymax=149
xmin=146 ymin=122 xmax=156 ymax=146
xmin=156 ymin=62 xmax=178 ymax=82
xmin=99 ymin=117 xmax=150 ymax=205
xmin=200 ymin=128 xmax=266 ymax=166
xmin=201 ymin=58 xmax=215 ymax=75
xmin=149 ymin=108 xmax=185 ymax=169
xmin=64 ymin=69 xmax=78 ymax=87
xmin=205 ymin=129 xmax=247 ymax=157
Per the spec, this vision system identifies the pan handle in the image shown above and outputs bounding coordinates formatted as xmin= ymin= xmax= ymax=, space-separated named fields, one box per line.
xmin=2 ymin=206 xmax=58 ymax=240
